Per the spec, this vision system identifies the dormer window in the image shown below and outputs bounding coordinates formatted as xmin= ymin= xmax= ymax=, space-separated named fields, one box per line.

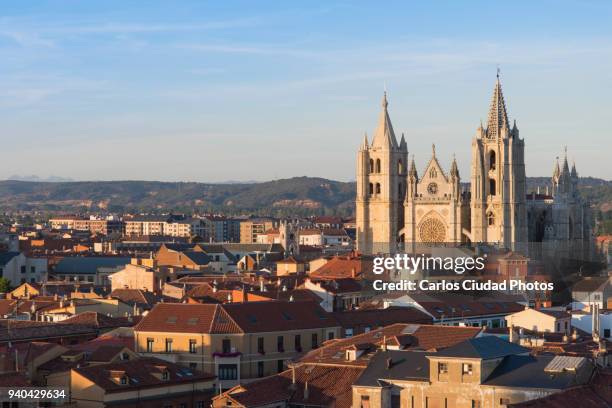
xmin=462 ymin=363 xmax=473 ymax=375
xmin=438 ymin=362 xmax=448 ymax=375
xmin=120 ymin=376 xmax=128 ymax=385
xmin=162 ymin=371 xmax=169 ymax=381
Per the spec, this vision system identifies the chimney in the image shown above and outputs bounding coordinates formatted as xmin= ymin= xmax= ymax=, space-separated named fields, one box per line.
xmin=509 ymin=325 xmax=516 ymax=343
xmin=572 ymin=329 xmax=578 ymax=341
xmin=385 ymin=358 xmax=393 ymax=369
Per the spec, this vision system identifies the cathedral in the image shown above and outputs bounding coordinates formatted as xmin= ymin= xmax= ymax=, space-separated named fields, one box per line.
xmin=356 ymin=75 xmax=593 ymax=261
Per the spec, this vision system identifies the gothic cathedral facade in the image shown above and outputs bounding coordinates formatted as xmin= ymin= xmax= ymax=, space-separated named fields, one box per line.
xmin=356 ymin=75 xmax=592 ymax=259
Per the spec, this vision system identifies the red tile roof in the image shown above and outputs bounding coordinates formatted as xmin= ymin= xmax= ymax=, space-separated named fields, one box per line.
xmin=73 ymin=357 xmax=215 ymax=393
xmin=217 ymin=364 xmax=363 ymax=408
xmin=135 ymin=301 xmax=338 ymax=334
xmin=301 ymin=323 xmax=481 ymax=366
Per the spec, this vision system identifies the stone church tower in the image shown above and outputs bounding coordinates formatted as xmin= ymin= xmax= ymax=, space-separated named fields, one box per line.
xmin=356 ymin=93 xmax=407 ymax=254
xmin=470 ymin=74 xmax=528 ymax=252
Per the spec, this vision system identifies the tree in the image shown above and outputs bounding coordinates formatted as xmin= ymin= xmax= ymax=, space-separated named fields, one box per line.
xmin=0 ymin=277 xmax=11 ymax=293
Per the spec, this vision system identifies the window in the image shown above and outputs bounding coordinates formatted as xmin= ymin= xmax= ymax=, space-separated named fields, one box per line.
xmin=165 ymin=338 xmax=173 ymax=353
xmin=369 ymin=159 xmax=374 ymax=173
xmin=489 ymin=150 xmax=496 ymax=170
xmin=369 ymin=183 xmax=374 ymax=196
xmin=120 ymin=376 xmax=128 ymax=385
xmin=30 ymin=266 xmax=35 ymax=273
xmin=472 ymin=400 xmax=482 ymax=408
xmin=438 ymin=362 xmax=448 ymax=375
xmin=222 ymin=339 xmax=231 ymax=354
xmin=196 ymin=402 xmax=205 ymax=408
xmin=487 ymin=212 xmax=495 ymax=226
xmin=604 ymin=329 xmax=610 ymax=338
xmin=360 ymin=395 xmax=370 ymax=408
xmin=277 ymin=359 xmax=284 ymax=373
xmin=462 ymin=363 xmax=473 ymax=375
xmin=20 ymin=266 xmax=26 ymax=274
xmin=327 ymin=331 xmax=335 ymax=340
xmin=277 ymin=336 xmax=284 ymax=352
xmin=218 ymin=364 xmax=238 ymax=380
xmin=294 ymin=334 xmax=302 ymax=351
xmin=311 ymin=333 xmax=318 ymax=349
xmin=398 ymin=159 xmax=404 ymax=174
xmin=375 ymin=183 xmax=381 ymax=194
xmin=162 ymin=371 xmax=169 ymax=380
xmin=345 ymin=328 xmax=353 ymax=337
xmin=499 ymin=398 xmax=510 ymax=405
xmin=257 ymin=361 xmax=264 ymax=377
xmin=146 ymin=338 xmax=154 ymax=352
xmin=257 ymin=337 xmax=265 ymax=354
xmin=376 ymin=159 xmax=381 ymax=173
xmin=489 ymin=178 xmax=496 ymax=196
xmin=189 ymin=339 xmax=197 ymax=354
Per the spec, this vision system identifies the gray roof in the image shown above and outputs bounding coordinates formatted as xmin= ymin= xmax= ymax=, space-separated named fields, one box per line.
xmin=483 ymin=354 xmax=591 ymax=390
xmin=433 ymin=336 xmax=529 ymax=360
xmin=54 ymin=257 xmax=131 ymax=275
xmin=183 ymin=251 xmax=210 ymax=265
xmin=0 ymin=252 xmax=20 ymax=266
xmin=354 ymin=350 xmax=432 ymax=386
xmin=572 ymin=277 xmax=610 ymax=293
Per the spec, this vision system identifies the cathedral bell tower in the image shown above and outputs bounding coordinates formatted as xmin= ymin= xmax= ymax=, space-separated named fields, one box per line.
xmin=356 ymin=93 xmax=407 ymax=254
xmin=470 ymin=73 xmax=528 ymax=253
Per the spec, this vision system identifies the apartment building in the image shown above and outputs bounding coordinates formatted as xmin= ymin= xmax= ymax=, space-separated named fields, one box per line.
xmin=134 ymin=301 xmax=341 ymax=389
xmin=240 ymin=218 xmax=276 ymax=244
xmin=49 ymin=217 xmax=123 ymax=235
xmin=0 ymin=252 xmax=48 ymax=285
xmin=352 ymin=336 xmax=595 ymax=408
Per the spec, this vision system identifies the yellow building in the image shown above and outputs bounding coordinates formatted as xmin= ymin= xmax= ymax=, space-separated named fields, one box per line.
xmin=134 ymin=301 xmax=340 ymax=389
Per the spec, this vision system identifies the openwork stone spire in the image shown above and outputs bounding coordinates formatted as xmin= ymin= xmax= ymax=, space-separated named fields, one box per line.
xmin=486 ymin=72 xmax=510 ymax=139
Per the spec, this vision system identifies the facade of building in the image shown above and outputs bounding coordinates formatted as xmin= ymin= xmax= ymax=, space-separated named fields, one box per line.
xmin=356 ymin=75 xmax=593 ymax=260
xmin=240 ymin=219 xmax=276 ymax=244
xmin=134 ymin=301 xmax=341 ymax=389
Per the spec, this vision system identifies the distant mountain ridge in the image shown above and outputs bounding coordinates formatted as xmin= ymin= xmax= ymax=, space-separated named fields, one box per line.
xmin=0 ymin=176 xmax=610 ymax=217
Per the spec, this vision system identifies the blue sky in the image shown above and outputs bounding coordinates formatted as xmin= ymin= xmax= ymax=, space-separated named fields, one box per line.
xmin=1 ymin=1 xmax=611 ymax=182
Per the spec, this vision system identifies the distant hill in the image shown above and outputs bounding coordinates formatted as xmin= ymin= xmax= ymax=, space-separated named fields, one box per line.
xmin=0 ymin=176 xmax=610 ymax=218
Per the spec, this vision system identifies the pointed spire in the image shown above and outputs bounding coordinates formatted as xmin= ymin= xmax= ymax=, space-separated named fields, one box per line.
xmin=553 ymin=157 xmax=560 ymax=179
xmin=450 ymin=154 xmax=459 ymax=178
xmin=371 ymin=92 xmax=398 ymax=150
xmin=409 ymin=154 xmax=418 ymax=178
xmin=561 ymin=146 xmax=570 ymax=174
xmin=361 ymin=132 xmax=369 ymax=150
xmin=399 ymin=132 xmax=407 ymax=151
xmin=432 ymin=143 xmax=436 ymax=156
xmin=571 ymin=160 xmax=577 ymax=177
xmin=486 ymin=72 xmax=510 ymax=139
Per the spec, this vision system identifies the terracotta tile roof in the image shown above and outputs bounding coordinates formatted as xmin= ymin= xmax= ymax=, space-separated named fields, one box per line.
xmin=110 ymin=289 xmax=160 ymax=309
xmin=0 ymin=319 xmax=97 ymax=343
xmin=222 ymin=301 xmax=339 ymax=333
xmin=59 ymin=311 xmax=137 ymax=329
xmin=73 ymin=357 xmax=215 ymax=393
xmin=135 ymin=301 xmax=338 ymax=334
xmin=508 ymin=369 xmax=612 ymax=407
xmin=301 ymin=323 xmax=481 ymax=366
xmin=309 ymin=256 xmax=371 ymax=280
xmin=134 ymin=303 xmax=243 ymax=334
xmin=332 ymin=307 xmax=433 ymax=329
xmin=89 ymin=345 xmax=130 ymax=362
xmin=416 ymin=300 xmax=524 ymax=319
xmin=217 ymin=364 xmax=363 ymax=408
